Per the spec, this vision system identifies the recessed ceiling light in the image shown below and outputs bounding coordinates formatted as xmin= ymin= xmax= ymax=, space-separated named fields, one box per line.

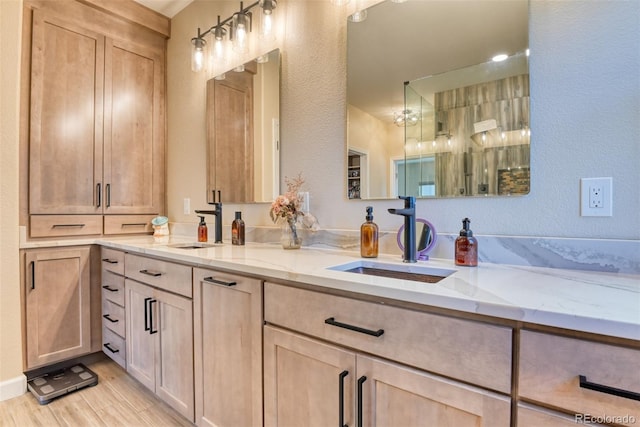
xmin=492 ymin=53 xmax=508 ymax=62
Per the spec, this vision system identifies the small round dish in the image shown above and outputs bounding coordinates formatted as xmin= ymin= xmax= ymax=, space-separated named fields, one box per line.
xmin=151 ymin=216 xmax=169 ymax=226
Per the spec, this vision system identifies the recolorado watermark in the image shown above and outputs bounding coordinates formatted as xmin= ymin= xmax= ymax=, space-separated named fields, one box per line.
xmin=575 ymin=413 xmax=637 ymax=424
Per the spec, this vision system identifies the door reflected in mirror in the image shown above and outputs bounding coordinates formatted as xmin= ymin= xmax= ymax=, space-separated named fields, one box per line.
xmin=347 ymin=0 xmax=529 ymax=199
xmin=207 ymin=49 xmax=280 ymax=204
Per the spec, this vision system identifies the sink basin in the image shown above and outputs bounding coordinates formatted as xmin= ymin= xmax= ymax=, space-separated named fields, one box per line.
xmin=328 ymin=260 xmax=455 ymax=284
xmin=167 ymin=242 xmax=221 ymax=249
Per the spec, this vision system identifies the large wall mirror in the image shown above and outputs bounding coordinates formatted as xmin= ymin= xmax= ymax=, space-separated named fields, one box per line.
xmin=347 ymin=1 xmax=529 ymax=200
xmin=207 ymin=49 xmax=280 ymax=204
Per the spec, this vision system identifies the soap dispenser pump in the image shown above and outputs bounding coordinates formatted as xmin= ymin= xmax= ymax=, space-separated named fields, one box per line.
xmin=198 ymin=216 xmax=208 ymax=242
xmin=455 ymin=217 xmax=477 ymax=266
xmin=361 ymin=206 xmax=379 ymax=258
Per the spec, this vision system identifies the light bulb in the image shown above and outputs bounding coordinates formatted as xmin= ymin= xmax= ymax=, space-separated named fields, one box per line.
xmin=191 ymin=36 xmax=206 ymax=72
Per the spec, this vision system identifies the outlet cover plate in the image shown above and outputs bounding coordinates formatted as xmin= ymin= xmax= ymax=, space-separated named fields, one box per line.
xmin=580 ymin=177 xmax=612 ymax=217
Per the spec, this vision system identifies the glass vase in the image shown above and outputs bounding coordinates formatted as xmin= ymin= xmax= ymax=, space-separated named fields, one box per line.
xmin=281 ymin=218 xmax=302 ymax=249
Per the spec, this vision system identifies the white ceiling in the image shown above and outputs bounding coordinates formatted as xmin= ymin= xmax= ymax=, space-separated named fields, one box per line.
xmin=133 ymin=0 xmax=193 ymax=17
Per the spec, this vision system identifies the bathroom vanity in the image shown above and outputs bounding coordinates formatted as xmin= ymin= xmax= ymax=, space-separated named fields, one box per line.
xmin=20 ymin=237 xmax=640 ymax=426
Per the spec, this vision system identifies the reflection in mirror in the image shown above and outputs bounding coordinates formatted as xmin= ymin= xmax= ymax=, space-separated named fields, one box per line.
xmin=397 ymin=219 xmax=437 ymax=261
xmin=347 ymin=0 xmax=529 ymax=199
xmin=207 ymin=49 xmax=280 ymax=204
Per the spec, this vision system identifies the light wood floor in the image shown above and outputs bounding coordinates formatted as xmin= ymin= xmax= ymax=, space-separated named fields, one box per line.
xmin=0 ymin=357 xmax=194 ymax=427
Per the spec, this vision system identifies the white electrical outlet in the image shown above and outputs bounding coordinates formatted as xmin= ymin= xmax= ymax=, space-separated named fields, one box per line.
xmin=580 ymin=177 xmax=612 ymax=216
xmin=183 ymin=198 xmax=191 ymax=215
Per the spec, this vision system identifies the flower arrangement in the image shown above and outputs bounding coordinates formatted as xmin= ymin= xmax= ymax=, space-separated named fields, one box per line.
xmin=270 ymin=173 xmax=305 ymax=248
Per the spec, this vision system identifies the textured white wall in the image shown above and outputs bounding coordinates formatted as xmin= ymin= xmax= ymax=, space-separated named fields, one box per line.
xmin=168 ymin=0 xmax=639 ymax=239
xmin=0 ymin=0 xmax=24 ymax=388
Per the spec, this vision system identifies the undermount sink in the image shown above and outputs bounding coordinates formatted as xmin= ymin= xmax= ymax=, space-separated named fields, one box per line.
xmin=328 ymin=260 xmax=455 ymax=284
xmin=167 ymin=242 xmax=221 ymax=249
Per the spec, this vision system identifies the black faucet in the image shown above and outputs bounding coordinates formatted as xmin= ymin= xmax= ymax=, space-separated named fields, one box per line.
xmin=388 ymin=196 xmax=417 ymax=263
xmin=196 ymin=190 xmax=223 ymax=243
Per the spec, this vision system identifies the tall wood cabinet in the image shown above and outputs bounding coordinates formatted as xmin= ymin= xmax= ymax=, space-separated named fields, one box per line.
xmin=23 ymin=0 xmax=167 ymax=237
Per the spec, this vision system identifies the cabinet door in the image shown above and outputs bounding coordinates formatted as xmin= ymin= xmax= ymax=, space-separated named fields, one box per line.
xmin=264 ymin=326 xmax=355 ymax=427
xmin=103 ymin=38 xmax=164 ymax=215
xmin=125 ymin=279 xmax=156 ymax=390
xmin=193 ymin=269 xmax=262 ymax=427
xmin=24 ymin=248 xmax=91 ymax=368
xmin=154 ymin=287 xmax=194 ymax=421
xmin=29 ymin=11 xmax=104 ymax=214
xmin=357 ymin=355 xmax=511 ymax=427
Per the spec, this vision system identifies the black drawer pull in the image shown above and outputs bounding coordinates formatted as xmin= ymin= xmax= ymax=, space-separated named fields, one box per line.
xmin=325 ymin=317 xmax=384 ymax=337
xmin=203 ymin=276 xmax=237 ymax=287
xmin=139 ymin=269 xmax=162 ymax=277
xmin=102 ymin=285 xmax=119 ymax=292
xmin=97 ymin=183 xmax=101 ymax=208
xmin=339 ymin=370 xmax=349 ymax=427
xmin=103 ymin=343 xmax=119 ymax=354
xmin=122 ymin=223 xmax=147 ymax=227
xmin=149 ymin=299 xmax=158 ymax=335
xmin=579 ymin=375 xmax=640 ymax=401
xmin=52 ymin=223 xmax=85 ymax=228
xmin=106 ymin=183 xmax=111 ymax=208
xmin=103 ymin=314 xmax=119 ymax=323
xmin=30 ymin=261 xmax=35 ymax=290
xmin=357 ymin=376 xmax=367 ymax=427
xmin=102 ymin=258 xmax=118 ymax=264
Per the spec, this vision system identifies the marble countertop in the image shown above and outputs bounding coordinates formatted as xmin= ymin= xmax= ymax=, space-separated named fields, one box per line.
xmin=80 ymin=235 xmax=638 ymax=342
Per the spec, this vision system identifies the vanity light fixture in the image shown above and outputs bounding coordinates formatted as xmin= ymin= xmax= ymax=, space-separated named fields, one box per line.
xmin=190 ymin=0 xmax=277 ymax=72
xmin=191 ymin=29 xmax=206 ymax=72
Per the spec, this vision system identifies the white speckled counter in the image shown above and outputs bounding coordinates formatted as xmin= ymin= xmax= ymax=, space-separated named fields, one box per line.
xmin=66 ymin=235 xmax=639 ymax=342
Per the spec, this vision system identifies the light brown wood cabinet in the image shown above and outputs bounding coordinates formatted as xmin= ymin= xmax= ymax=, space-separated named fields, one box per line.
xmin=23 ymin=247 xmax=93 ymax=369
xmin=125 ymin=259 xmax=194 ymax=422
xmin=193 ymin=267 xmax=263 ymax=427
xmin=101 ymin=248 xmax=126 ymax=368
xmin=518 ymin=329 xmax=640 ymax=427
xmin=264 ymin=326 xmax=511 ymax=427
xmin=263 ymin=282 xmax=512 ymax=427
xmin=25 ymin=2 xmax=166 ymax=237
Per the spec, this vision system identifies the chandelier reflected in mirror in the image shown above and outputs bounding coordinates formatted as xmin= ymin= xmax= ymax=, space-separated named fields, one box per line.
xmin=393 ymin=109 xmax=420 ymax=127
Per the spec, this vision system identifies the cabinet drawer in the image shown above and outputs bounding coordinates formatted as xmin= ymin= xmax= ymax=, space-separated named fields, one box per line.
xmin=101 ymin=248 xmax=125 ymax=275
xmin=102 ymin=297 xmax=125 ymax=337
xmin=30 ymin=215 xmax=102 ymax=237
xmin=104 ymin=215 xmax=155 ymax=235
xmin=520 ymin=330 xmax=640 ymax=423
xmin=125 ymin=253 xmax=192 ymax=298
xmin=102 ymin=326 xmax=126 ymax=369
xmin=102 ymin=270 xmax=125 ymax=306
xmin=518 ymin=404 xmax=605 ymax=426
xmin=264 ymin=282 xmax=512 ymax=393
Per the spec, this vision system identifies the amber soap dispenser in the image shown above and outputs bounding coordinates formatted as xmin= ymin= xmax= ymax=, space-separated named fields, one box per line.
xmin=197 ymin=216 xmax=208 ymax=242
xmin=455 ymin=217 xmax=477 ymax=266
xmin=361 ymin=206 xmax=379 ymax=258
xmin=231 ymin=211 xmax=245 ymax=245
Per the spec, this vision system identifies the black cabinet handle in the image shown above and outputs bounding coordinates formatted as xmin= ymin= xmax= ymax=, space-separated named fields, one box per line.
xmin=579 ymin=375 xmax=640 ymax=401
xmin=139 ymin=269 xmax=162 ymax=277
xmin=102 ymin=285 xmax=119 ymax=292
xmin=357 ymin=376 xmax=367 ymax=427
xmin=106 ymin=183 xmax=111 ymax=208
xmin=30 ymin=261 xmax=35 ymax=290
xmin=103 ymin=314 xmax=119 ymax=323
xmin=325 ymin=317 xmax=384 ymax=337
xmin=339 ymin=370 xmax=349 ymax=427
xmin=149 ymin=299 xmax=158 ymax=334
xmin=122 ymin=223 xmax=147 ymax=227
xmin=144 ymin=297 xmax=152 ymax=331
xmin=97 ymin=183 xmax=101 ymax=208
xmin=52 ymin=223 xmax=85 ymax=228
xmin=203 ymin=276 xmax=237 ymax=287
xmin=103 ymin=343 xmax=119 ymax=354
xmin=102 ymin=258 xmax=118 ymax=264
